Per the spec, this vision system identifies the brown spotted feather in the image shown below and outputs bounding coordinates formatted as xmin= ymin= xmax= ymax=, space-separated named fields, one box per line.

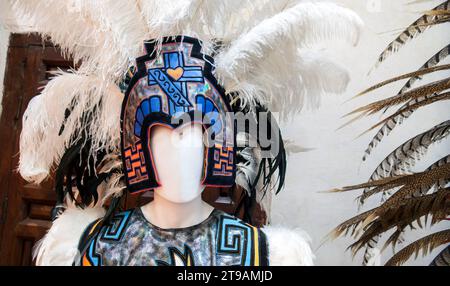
xmin=375 ymin=1 xmax=450 ymax=66
xmin=385 ymin=230 xmax=450 ymax=266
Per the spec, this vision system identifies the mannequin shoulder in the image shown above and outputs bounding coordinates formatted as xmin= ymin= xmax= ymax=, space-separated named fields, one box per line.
xmin=33 ymin=205 xmax=105 ymax=266
xmin=261 ymin=225 xmax=315 ymax=266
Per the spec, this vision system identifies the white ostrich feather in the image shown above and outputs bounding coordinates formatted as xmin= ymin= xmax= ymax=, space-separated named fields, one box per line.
xmin=0 ymin=0 xmax=29 ymax=33
xmin=18 ymin=95 xmax=50 ymax=184
xmin=138 ymin=0 xmax=305 ymax=52
xmin=139 ymin=0 xmax=202 ymax=37
xmin=33 ymin=204 xmax=105 ymax=266
xmin=226 ymin=48 xmax=351 ymax=118
xmin=203 ymin=0 xmax=301 ymax=41
xmin=262 ymin=225 xmax=315 ymax=266
xmin=215 ymin=1 xmax=362 ymax=116
xmin=87 ymin=0 xmax=148 ymax=66
xmin=290 ymin=50 xmax=350 ymax=110
xmin=19 ymin=71 xmax=123 ymax=184
xmin=10 ymin=0 xmax=146 ymax=81
xmin=11 ymin=0 xmax=103 ymax=72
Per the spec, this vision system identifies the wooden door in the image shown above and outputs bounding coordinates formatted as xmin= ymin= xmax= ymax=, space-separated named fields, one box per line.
xmin=0 ymin=33 xmax=266 ymax=266
xmin=0 ymin=33 xmax=75 ymax=266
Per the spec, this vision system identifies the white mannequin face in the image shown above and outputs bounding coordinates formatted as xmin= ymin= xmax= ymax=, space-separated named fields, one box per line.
xmin=150 ymin=124 xmax=205 ymax=203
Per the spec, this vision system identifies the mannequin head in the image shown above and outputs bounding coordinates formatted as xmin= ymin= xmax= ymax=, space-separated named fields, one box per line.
xmin=150 ymin=123 xmax=205 ymax=203
xmin=121 ymin=38 xmax=236 ymax=195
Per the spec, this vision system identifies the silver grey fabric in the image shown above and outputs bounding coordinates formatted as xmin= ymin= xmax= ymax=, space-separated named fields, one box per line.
xmin=78 ymin=208 xmax=268 ymax=266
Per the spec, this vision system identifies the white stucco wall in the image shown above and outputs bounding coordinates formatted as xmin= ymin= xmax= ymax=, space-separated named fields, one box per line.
xmin=0 ymin=0 xmax=448 ymax=266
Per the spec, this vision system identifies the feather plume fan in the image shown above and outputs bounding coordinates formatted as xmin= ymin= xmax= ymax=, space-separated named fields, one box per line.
xmin=215 ymin=1 xmax=362 ymax=116
xmin=10 ymin=0 xmax=148 ymax=80
xmin=5 ymin=0 xmax=363 ymax=187
xmin=19 ymin=71 xmax=123 ymax=184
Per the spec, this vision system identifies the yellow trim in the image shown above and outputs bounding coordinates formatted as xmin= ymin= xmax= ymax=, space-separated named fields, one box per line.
xmin=252 ymin=226 xmax=260 ymax=266
xmin=89 ymin=219 xmax=102 ymax=235
xmin=187 ymin=254 xmax=192 ymax=266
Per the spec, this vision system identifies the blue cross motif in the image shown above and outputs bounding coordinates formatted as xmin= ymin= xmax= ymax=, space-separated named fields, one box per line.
xmin=148 ymin=51 xmax=204 ymax=115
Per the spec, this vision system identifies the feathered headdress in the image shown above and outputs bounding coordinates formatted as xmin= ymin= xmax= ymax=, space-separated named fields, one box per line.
xmin=4 ymin=0 xmax=363 ymax=222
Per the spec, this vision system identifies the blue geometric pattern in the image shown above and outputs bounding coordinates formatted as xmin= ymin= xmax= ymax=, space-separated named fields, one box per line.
xmin=86 ymin=239 xmax=101 ymax=266
xmin=134 ymin=97 xmax=163 ymax=137
xmin=101 ymin=210 xmax=133 ymax=241
xmin=217 ymin=215 xmax=253 ymax=266
xmin=195 ymin=95 xmax=222 ymax=135
xmin=147 ymin=51 xmax=204 ymax=115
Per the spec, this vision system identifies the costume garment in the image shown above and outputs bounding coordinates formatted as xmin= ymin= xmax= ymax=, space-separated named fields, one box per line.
xmin=78 ymin=208 xmax=268 ymax=266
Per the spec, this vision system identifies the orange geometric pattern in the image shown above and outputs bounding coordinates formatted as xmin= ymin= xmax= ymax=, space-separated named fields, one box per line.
xmin=124 ymin=142 xmax=149 ymax=184
xmin=213 ymin=145 xmax=234 ymax=177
